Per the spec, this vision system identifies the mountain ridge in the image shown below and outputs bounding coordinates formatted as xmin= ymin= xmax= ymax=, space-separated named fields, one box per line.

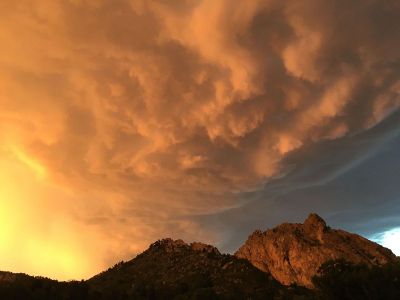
xmin=235 ymin=213 xmax=397 ymax=288
xmin=1 ymin=213 xmax=399 ymax=299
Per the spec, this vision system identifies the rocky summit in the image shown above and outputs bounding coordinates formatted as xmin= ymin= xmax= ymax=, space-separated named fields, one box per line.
xmin=235 ymin=213 xmax=397 ymax=288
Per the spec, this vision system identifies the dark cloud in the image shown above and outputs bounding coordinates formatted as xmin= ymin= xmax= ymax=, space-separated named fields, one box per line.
xmin=198 ymin=110 xmax=400 ymax=253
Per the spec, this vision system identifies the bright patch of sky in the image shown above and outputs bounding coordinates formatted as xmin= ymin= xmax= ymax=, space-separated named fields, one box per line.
xmin=371 ymin=228 xmax=400 ymax=256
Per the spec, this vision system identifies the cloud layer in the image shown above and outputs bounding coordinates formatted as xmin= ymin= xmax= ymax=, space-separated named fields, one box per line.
xmin=0 ymin=0 xmax=399 ymax=278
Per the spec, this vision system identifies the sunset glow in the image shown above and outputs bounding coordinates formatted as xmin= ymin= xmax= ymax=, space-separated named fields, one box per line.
xmin=0 ymin=152 xmax=92 ymax=279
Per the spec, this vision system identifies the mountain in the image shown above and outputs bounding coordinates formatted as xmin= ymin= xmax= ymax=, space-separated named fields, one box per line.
xmin=235 ymin=213 xmax=397 ymax=288
xmin=0 ymin=214 xmax=399 ymax=299
xmin=88 ymin=238 xmax=312 ymax=299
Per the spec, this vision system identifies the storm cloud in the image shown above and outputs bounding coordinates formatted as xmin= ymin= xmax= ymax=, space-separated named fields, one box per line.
xmin=0 ymin=0 xmax=399 ymax=278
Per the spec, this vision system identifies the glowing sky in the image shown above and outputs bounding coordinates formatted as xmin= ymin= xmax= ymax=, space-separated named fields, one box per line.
xmin=0 ymin=0 xmax=399 ymax=280
xmin=373 ymin=228 xmax=400 ymax=256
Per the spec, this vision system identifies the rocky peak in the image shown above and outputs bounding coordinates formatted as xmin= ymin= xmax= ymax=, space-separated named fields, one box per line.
xmin=149 ymin=238 xmax=220 ymax=255
xmin=304 ymin=213 xmax=327 ymax=230
xmin=235 ymin=214 xmax=397 ymax=288
xmin=190 ymin=242 xmax=220 ymax=255
xmin=149 ymin=238 xmax=187 ymax=253
xmin=304 ymin=213 xmax=328 ymax=241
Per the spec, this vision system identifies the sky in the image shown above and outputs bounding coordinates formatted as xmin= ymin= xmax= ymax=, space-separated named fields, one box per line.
xmin=0 ymin=0 xmax=399 ymax=280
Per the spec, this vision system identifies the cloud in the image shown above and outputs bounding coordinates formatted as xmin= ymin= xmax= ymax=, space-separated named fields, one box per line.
xmin=198 ymin=110 xmax=400 ymax=253
xmin=0 ymin=0 xmax=399 ymax=278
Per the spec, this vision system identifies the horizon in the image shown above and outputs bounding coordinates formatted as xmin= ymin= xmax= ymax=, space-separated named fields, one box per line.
xmin=0 ymin=212 xmax=397 ymax=282
xmin=0 ymin=0 xmax=399 ymax=281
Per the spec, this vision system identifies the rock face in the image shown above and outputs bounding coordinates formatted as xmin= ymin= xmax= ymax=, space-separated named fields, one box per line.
xmin=235 ymin=213 xmax=397 ymax=288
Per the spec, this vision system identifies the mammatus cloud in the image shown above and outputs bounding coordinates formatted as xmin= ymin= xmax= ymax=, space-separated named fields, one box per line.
xmin=0 ymin=0 xmax=399 ymax=279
